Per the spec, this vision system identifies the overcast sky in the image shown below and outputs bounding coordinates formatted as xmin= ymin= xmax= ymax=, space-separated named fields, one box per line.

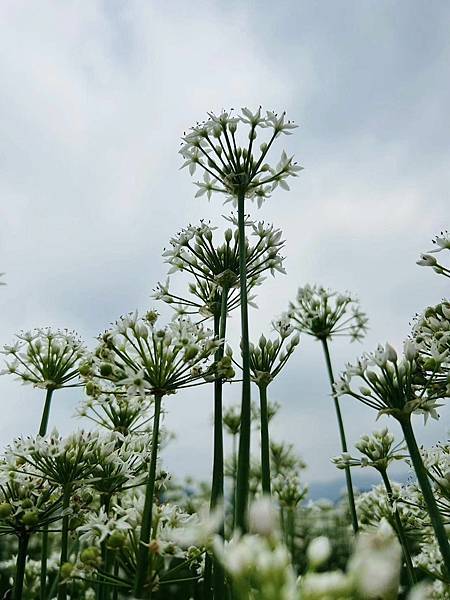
xmin=1 ymin=1 xmax=449 ymax=491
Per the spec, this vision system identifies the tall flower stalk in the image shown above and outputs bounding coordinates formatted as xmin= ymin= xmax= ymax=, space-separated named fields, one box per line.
xmin=289 ymin=285 xmax=367 ymax=533
xmin=83 ymin=311 xmax=221 ymax=598
xmin=181 ymin=107 xmax=301 ymax=529
xmin=155 ymin=219 xmax=283 ymax=522
xmin=336 ymin=340 xmax=450 ymax=576
xmin=245 ymin=317 xmax=299 ymax=494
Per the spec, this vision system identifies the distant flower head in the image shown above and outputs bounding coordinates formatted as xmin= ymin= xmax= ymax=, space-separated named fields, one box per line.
xmin=288 ymin=285 xmax=368 ymax=342
xmin=1 ymin=328 xmax=86 ymax=390
xmin=273 ymin=473 xmax=307 ymax=509
xmin=356 ymin=484 xmax=424 ymax=536
xmin=82 ymin=312 xmax=222 ymax=398
xmin=248 ymin=326 xmax=299 ymax=388
xmin=180 ymin=107 xmax=302 ymax=206
xmin=332 ymin=428 xmax=406 ymax=472
xmin=223 ymin=404 xmax=241 ymax=436
xmin=335 ymin=341 xmax=444 ymax=423
xmin=155 ymin=220 xmax=285 ymax=320
xmin=76 ymin=392 xmax=154 ymax=437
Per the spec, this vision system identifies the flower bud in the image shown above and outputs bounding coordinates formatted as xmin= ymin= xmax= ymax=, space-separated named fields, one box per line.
xmin=21 ymin=510 xmax=39 ymax=526
xmin=0 ymin=503 xmax=13 ymax=519
xmin=404 ymin=340 xmax=417 ymax=362
xmin=385 ymin=343 xmax=397 ymax=363
xmin=60 ymin=562 xmax=75 ymax=580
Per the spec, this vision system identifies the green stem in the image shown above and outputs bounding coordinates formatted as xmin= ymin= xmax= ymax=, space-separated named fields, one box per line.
xmin=320 ymin=338 xmax=359 ymax=533
xmin=235 ymin=187 xmax=252 ymax=532
xmin=39 ymin=388 xmax=54 ymax=437
xmin=230 ymin=433 xmax=238 ymax=532
xmin=400 ymin=417 xmax=450 ymax=578
xmin=133 ymin=393 xmax=162 ymax=598
xmin=210 ymin=289 xmax=228 ymax=600
xmin=57 ymin=485 xmax=72 ymax=600
xmin=99 ymin=495 xmax=112 ymax=600
xmin=286 ymin=508 xmax=295 ymax=559
xmin=259 ymin=384 xmax=271 ymax=495
xmin=14 ymin=532 xmax=30 ymax=600
xmin=379 ymin=468 xmax=416 ymax=586
xmin=40 ymin=527 xmax=49 ymax=600
xmin=113 ymin=562 xmax=119 ymax=600
xmin=39 ymin=388 xmax=54 ymax=600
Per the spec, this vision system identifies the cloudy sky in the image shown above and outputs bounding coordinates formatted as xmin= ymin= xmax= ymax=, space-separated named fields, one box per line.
xmin=1 ymin=1 xmax=449 ymax=493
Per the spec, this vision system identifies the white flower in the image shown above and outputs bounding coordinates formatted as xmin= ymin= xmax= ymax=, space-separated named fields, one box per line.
xmin=248 ymin=497 xmax=279 ymax=537
xmin=348 ymin=519 xmax=402 ymax=599
xmin=306 ymin=536 xmax=331 ymax=568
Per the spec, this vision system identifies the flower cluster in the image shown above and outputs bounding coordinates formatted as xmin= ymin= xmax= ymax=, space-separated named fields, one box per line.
xmin=155 ymin=220 xmax=285 ymax=319
xmin=180 ymin=108 xmax=302 ymax=205
xmin=1 ymin=328 xmax=85 ymax=390
xmin=413 ymin=301 xmax=450 ymax=398
xmin=0 ymin=470 xmax=65 ymax=536
xmin=5 ymin=430 xmax=99 ymax=488
xmin=288 ymin=285 xmax=368 ymax=341
xmin=335 ymin=341 xmax=444 ymax=422
xmin=76 ymin=391 xmax=154 ymax=436
xmin=82 ymin=312 xmax=222 ymax=398
xmin=332 ymin=428 xmax=406 ymax=472
xmin=248 ymin=325 xmax=299 ymax=388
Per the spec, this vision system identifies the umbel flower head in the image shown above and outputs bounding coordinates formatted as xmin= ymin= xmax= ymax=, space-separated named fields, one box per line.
xmin=417 ymin=231 xmax=450 ymax=279
xmin=0 ymin=469 xmax=65 ymax=536
xmin=82 ymin=311 xmax=222 ymax=398
xmin=155 ymin=219 xmax=285 ymax=319
xmin=1 ymin=328 xmax=86 ymax=390
xmin=76 ymin=391 xmax=154 ymax=436
xmin=412 ymin=301 xmax=450 ymax=398
xmin=332 ymin=428 xmax=406 ymax=473
xmin=288 ymin=285 xmax=368 ymax=342
xmin=247 ymin=318 xmax=299 ymax=388
xmin=335 ymin=341 xmax=444 ymax=423
xmin=180 ymin=107 xmax=302 ymax=206
xmin=6 ymin=430 xmax=99 ymax=488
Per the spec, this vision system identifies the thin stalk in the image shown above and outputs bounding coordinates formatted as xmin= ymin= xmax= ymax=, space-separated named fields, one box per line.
xmin=235 ymin=187 xmax=252 ymax=532
xmin=379 ymin=469 xmax=416 ymax=586
xmin=320 ymin=338 xmax=359 ymax=533
xmin=99 ymin=495 xmax=112 ymax=600
xmin=400 ymin=417 xmax=450 ymax=578
xmin=39 ymin=388 xmax=54 ymax=437
xmin=230 ymin=433 xmax=238 ymax=532
xmin=133 ymin=393 xmax=162 ymax=598
xmin=113 ymin=562 xmax=119 ymax=600
xmin=40 ymin=528 xmax=49 ymax=600
xmin=57 ymin=485 xmax=72 ymax=600
xmin=14 ymin=532 xmax=30 ymax=600
xmin=258 ymin=384 xmax=271 ymax=495
xmin=39 ymin=388 xmax=54 ymax=600
xmin=209 ymin=288 xmax=228 ymax=600
xmin=286 ymin=507 xmax=296 ymax=559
